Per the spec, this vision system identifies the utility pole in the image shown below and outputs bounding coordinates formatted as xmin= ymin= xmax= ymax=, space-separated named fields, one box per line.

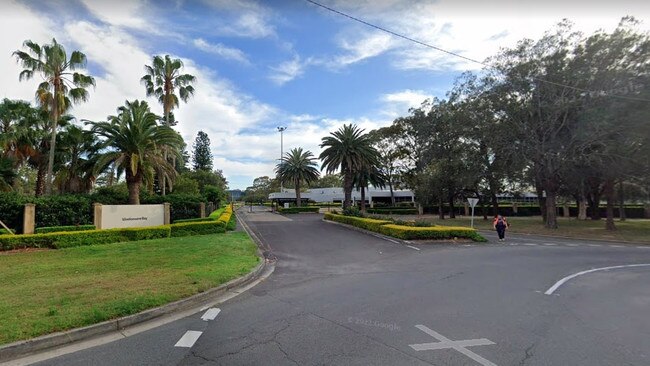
xmin=277 ymin=126 xmax=287 ymax=192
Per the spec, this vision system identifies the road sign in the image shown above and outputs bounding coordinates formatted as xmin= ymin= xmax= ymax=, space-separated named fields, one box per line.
xmin=467 ymin=198 xmax=479 ymax=208
xmin=467 ymin=198 xmax=479 ymax=228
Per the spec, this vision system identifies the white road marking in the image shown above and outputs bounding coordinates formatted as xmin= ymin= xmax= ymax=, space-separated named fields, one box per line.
xmin=544 ymin=264 xmax=650 ymax=295
xmin=523 ymin=243 xmax=537 ymax=246
xmin=609 ymin=245 xmax=624 ymax=248
xmin=463 ymin=245 xmax=473 ymax=247
xmin=543 ymin=243 xmax=557 ymax=246
xmin=566 ymin=244 xmax=579 ymax=247
xmin=174 ymin=331 xmax=203 ymax=348
xmin=201 ymin=308 xmax=221 ymax=321
xmin=406 ymin=245 xmax=421 ymax=251
xmin=638 ymin=246 xmax=650 ymax=249
xmin=409 ymin=325 xmax=497 ymax=366
xmin=588 ymin=244 xmax=602 ymax=247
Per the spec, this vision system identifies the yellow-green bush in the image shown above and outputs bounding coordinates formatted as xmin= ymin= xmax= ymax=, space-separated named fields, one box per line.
xmin=169 ymin=221 xmax=226 ymax=237
xmin=378 ymin=224 xmax=486 ymax=241
xmin=324 ymin=213 xmax=392 ymax=232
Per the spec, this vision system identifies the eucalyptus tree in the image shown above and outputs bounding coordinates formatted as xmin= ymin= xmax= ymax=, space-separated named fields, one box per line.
xmin=89 ymin=100 xmax=184 ymax=204
xmin=141 ymin=55 xmax=196 ymax=195
xmin=13 ymin=38 xmax=95 ymax=195
xmin=275 ymin=147 xmax=320 ymax=207
xmin=320 ymin=124 xmax=379 ymax=210
xmin=368 ymin=125 xmax=407 ymax=206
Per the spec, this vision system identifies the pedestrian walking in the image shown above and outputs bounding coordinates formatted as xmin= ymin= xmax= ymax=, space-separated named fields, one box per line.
xmin=493 ymin=214 xmax=508 ymax=241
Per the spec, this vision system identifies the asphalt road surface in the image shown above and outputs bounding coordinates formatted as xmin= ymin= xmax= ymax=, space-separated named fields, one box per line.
xmin=32 ymin=207 xmax=650 ymax=365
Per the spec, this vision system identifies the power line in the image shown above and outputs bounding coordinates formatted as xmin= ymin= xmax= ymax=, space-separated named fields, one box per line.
xmin=302 ymin=0 xmax=650 ymax=103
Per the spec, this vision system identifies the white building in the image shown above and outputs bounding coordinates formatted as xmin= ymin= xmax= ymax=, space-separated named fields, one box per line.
xmin=268 ymin=187 xmax=415 ymax=207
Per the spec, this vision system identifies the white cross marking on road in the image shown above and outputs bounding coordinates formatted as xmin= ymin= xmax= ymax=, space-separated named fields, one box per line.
xmin=409 ymin=325 xmax=498 ymax=366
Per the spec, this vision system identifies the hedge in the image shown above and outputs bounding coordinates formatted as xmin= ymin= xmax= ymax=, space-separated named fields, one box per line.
xmin=324 ymin=213 xmax=486 ymax=242
xmin=278 ymin=207 xmax=319 ymax=214
xmin=169 ymin=221 xmax=226 ymax=237
xmin=0 ymin=228 xmax=15 ymax=235
xmin=324 ymin=213 xmax=392 ymax=232
xmin=226 ymin=213 xmax=237 ymax=231
xmin=366 ymin=208 xmax=418 ymax=215
xmin=378 ymin=224 xmax=487 ymax=242
xmin=217 ymin=206 xmax=233 ymax=227
xmin=35 ymin=225 xmax=96 ymax=234
xmin=0 ymin=226 xmax=171 ymax=251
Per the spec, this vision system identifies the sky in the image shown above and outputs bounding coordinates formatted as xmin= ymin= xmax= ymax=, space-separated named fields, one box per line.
xmin=1 ymin=0 xmax=648 ymax=189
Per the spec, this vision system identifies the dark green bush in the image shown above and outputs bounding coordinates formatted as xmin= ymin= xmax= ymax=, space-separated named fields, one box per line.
xmin=169 ymin=221 xmax=225 ymax=237
xmin=226 ymin=213 xmax=237 ymax=231
xmin=0 ymin=192 xmax=27 ymax=233
xmin=366 ymin=208 xmax=418 ymax=215
xmin=172 ymin=217 xmax=215 ymax=224
xmin=323 ymin=213 xmax=392 ymax=232
xmin=35 ymin=225 xmax=96 ymax=234
xmin=378 ymin=224 xmax=487 ymax=242
xmin=34 ymin=195 xmax=93 ymax=227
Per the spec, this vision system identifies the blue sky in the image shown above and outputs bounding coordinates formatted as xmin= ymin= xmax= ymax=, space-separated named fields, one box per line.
xmin=1 ymin=0 xmax=647 ymax=189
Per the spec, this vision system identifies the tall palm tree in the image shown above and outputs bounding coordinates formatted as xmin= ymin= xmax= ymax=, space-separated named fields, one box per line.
xmin=141 ymin=55 xmax=196 ymax=195
xmin=13 ymin=38 xmax=95 ymax=195
xmin=275 ymin=148 xmax=320 ymax=207
xmin=88 ymin=100 xmax=183 ymax=204
xmin=320 ymin=124 xmax=379 ymax=209
xmin=353 ymin=166 xmax=386 ymax=213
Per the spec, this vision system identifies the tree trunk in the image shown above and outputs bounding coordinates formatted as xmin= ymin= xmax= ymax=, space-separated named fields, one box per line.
xmin=448 ymin=194 xmax=456 ymax=219
xmin=343 ymin=172 xmax=353 ymax=209
xmin=587 ymin=182 xmax=602 ymax=220
xmin=544 ymin=189 xmax=558 ymax=229
xmin=360 ymin=186 xmax=366 ymax=213
xmin=577 ymin=197 xmax=587 ymax=220
xmin=490 ymin=192 xmax=499 ymax=217
xmin=535 ymin=182 xmax=546 ymax=223
xmin=618 ymin=180 xmax=626 ymax=221
xmin=438 ymin=196 xmax=445 ymax=220
xmin=604 ymin=179 xmax=616 ymax=231
xmin=126 ymin=160 xmax=142 ymax=204
xmin=35 ymin=164 xmax=47 ymax=197
xmin=44 ymin=113 xmax=58 ymax=195
xmin=295 ymin=180 xmax=301 ymax=207
xmin=389 ymin=181 xmax=395 ymax=206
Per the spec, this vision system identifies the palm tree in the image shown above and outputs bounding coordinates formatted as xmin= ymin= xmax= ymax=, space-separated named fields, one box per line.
xmin=320 ymin=124 xmax=379 ymax=209
xmin=141 ymin=55 xmax=196 ymax=195
xmin=13 ymin=39 xmax=95 ymax=195
xmin=353 ymin=166 xmax=386 ymax=213
xmin=275 ymin=148 xmax=320 ymax=207
xmin=55 ymin=125 xmax=101 ymax=193
xmin=88 ymin=100 xmax=183 ymax=204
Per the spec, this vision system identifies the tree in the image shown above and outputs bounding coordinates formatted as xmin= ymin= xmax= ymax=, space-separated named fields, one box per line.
xmin=275 ymin=148 xmax=320 ymax=207
xmin=192 ymin=130 xmax=213 ymax=171
xmin=14 ymin=38 xmax=95 ymax=195
xmin=55 ymin=124 xmax=101 ymax=193
xmin=89 ymin=100 xmax=183 ymax=204
xmin=309 ymin=174 xmax=342 ymax=188
xmin=368 ymin=125 xmax=407 ymax=206
xmin=353 ymin=165 xmax=385 ymax=213
xmin=141 ymin=55 xmax=196 ymax=195
xmin=320 ymin=124 xmax=379 ymax=210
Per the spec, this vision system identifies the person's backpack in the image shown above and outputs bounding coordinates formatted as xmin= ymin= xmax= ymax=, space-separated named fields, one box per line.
xmin=496 ymin=217 xmax=505 ymax=227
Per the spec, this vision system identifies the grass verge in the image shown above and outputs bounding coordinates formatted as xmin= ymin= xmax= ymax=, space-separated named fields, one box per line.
xmin=389 ymin=215 xmax=650 ymax=243
xmin=0 ymin=232 xmax=259 ymax=345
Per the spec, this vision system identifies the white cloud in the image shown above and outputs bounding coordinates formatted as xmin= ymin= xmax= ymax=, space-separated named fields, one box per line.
xmin=79 ymin=0 xmax=151 ymax=31
xmin=192 ymin=38 xmax=249 ymax=63
xmin=268 ymin=56 xmax=306 ymax=85
xmin=203 ymin=0 xmax=276 ymax=38
xmin=379 ymin=89 xmax=433 ymax=118
xmin=325 ymin=32 xmax=395 ymax=68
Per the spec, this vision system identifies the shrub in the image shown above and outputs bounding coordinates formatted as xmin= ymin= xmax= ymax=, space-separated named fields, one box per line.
xmin=342 ymin=206 xmax=363 ymax=217
xmin=34 ymin=195 xmax=93 ymax=227
xmin=172 ymin=217 xmax=214 ymax=224
xmin=0 ymin=228 xmax=16 ymax=235
xmin=35 ymin=225 xmax=96 ymax=234
xmin=143 ymin=193 xmax=204 ymax=222
xmin=378 ymin=224 xmax=486 ymax=242
xmin=324 ymin=213 xmax=392 ymax=232
xmin=366 ymin=208 xmax=418 ymax=215
xmin=0 ymin=226 xmax=171 ymax=251
xmin=169 ymin=221 xmax=225 ymax=237
xmin=226 ymin=213 xmax=237 ymax=231
xmin=278 ymin=207 xmax=319 ymax=214
xmin=209 ymin=207 xmax=226 ymax=219
xmin=0 ymin=192 xmax=26 ymax=233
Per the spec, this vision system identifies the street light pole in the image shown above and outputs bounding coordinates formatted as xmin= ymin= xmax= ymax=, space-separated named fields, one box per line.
xmin=277 ymin=126 xmax=287 ymax=192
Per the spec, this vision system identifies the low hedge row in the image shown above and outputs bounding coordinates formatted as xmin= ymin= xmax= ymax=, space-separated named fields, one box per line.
xmin=278 ymin=207 xmax=320 ymax=214
xmin=226 ymin=213 xmax=237 ymax=231
xmin=35 ymin=225 xmax=96 ymax=234
xmin=217 ymin=206 xmax=233 ymax=228
xmin=170 ymin=221 xmax=225 ymax=237
xmin=0 ymin=228 xmax=15 ymax=235
xmin=0 ymin=226 xmax=171 ymax=251
xmin=323 ymin=213 xmax=392 ymax=232
xmin=378 ymin=224 xmax=487 ymax=241
xmin=0 ymin=220 xmax=230 ymax=251
xmin=324 ymin=213 xmax=486 ymax=242
xmin=366 ymin=208 xmax=418 ymax=215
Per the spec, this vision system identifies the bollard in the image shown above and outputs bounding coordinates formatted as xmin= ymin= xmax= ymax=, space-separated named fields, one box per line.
xmin=200 ymin=202 xmax=206 ymax=218
xmin=93 ymin=203 xmax=103 ymax=230
xmin=23 ymin=203 xmax=35 ymax=234
xmin=164 ymin=203 xmax=171 ymax=225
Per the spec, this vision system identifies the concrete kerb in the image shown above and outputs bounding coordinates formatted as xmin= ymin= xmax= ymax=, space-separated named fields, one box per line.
xmin=0 ymin=211 xmax=270 ymax=363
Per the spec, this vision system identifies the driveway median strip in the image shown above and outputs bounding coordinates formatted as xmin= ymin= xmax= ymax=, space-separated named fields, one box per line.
xmin=174 ymin=331 xmax=203 ymax=348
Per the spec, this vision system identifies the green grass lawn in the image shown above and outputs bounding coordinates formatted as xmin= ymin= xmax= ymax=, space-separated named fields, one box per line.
xmin=0 ymin=232 xmax=259 ymax=345
xmin=390 ymin=215 xmax=650 ymax=244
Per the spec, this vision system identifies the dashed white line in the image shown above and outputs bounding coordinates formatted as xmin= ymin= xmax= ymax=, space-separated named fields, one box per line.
xmin=609 ymin=245 xmax=624 ymax=248
xmin=638 ymin=246 xmax=650 ymax=249
xmin=406 ymin=245 xmax=421 ymax=251
xmin=543 ymin=243 xmax=557 ymax=246
xmin=544 ymin=264 xmax=650 ymax=295
xmin=523 ymin=243 xmax=538 ymax=246
xmin=588 ymin=244 xmax=602 ymax=247
xmin=174 ymin=331 xmax=203 ymax=348
xmin=566 ymin=244 xmax=579 ymax=247
xmin=201 ymin=308 xmax=221 ymax=321
xmin=463 ymin=245 xmax=473 ymax=247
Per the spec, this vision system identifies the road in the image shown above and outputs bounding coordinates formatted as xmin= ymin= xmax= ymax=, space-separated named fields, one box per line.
xmin=31 ymin=207 xmax=650 ymax=365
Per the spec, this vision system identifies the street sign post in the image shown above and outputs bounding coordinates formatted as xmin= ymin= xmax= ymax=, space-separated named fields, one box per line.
xmin=467 ymin=198 xmax=479 ymax=228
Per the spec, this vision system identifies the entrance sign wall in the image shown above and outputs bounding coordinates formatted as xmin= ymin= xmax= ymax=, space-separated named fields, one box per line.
xmin=97 ymin=204 xmax=166 ymax=229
